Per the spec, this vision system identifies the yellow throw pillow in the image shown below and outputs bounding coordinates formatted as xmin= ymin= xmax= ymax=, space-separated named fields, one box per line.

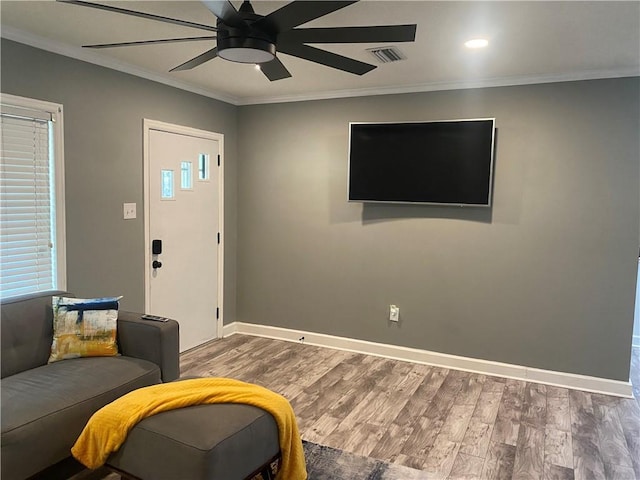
xmin=48 ymin=296 xmax=122 ymax=363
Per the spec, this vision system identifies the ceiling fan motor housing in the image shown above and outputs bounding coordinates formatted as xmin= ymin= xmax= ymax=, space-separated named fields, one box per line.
xmin=216 ymin=14 xmax=277 ymax=64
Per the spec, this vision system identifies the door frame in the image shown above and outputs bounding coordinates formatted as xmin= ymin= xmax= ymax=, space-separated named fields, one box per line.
xmin=143 ymin=119 xmax=225 ymax=339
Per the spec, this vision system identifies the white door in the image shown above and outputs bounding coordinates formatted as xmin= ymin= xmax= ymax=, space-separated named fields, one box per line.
xmin=146 ymin=123 xmax=222 ymax=352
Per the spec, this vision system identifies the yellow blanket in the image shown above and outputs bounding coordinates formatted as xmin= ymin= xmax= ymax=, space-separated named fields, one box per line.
xmin=71 ymin=378 xmax=307 ymax=480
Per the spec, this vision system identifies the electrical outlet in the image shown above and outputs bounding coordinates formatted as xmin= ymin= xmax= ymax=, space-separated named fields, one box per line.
xmin=389 ymin=305 xmax=399 ymax=322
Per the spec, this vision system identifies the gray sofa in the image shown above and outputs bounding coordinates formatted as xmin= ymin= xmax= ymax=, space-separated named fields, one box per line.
xmin=1 ymin=292 xmax=180 ymax=480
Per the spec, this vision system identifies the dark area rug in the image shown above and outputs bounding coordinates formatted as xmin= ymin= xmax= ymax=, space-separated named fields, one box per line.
xmin=302 ymin=441 xmax=431 ymax=480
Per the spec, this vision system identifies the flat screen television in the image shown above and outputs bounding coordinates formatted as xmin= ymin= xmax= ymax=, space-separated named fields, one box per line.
xmin=348 ymin=118 xmax=496 ymax=206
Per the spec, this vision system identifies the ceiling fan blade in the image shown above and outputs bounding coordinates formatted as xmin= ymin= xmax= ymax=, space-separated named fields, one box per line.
xmin=84 ymin=36 xmax=217 ymax=49
xmin=255 ymin=1 xmax=357 ymax=33
xmin=170 ymin=47 xmax=219 ymax=72
xmin=279 ymin=43 xmax=375 ymax=75
xmin=201 ymin=1 xmax=246 ymax=28
xmin=258 ymin=57 xmax=292 ymax=81
xmin=56 ymin=0 xmax=217 ymax=32
xmin=280 ymin=25 xmax=417 ymax=44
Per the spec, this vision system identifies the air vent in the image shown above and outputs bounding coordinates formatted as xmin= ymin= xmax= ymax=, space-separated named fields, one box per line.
xmin=367 ymin=46 xmax=406 ymax=63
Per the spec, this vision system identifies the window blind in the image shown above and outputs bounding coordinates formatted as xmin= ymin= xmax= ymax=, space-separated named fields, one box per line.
xmin=0 ymin=109 xmax=57 ymax=298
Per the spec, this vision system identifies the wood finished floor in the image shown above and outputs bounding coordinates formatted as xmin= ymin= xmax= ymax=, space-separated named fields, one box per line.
xmin=181 ymin=336 xmax=640 ymax=480
xmin=631 ymin=346 xmax=640 ymax=403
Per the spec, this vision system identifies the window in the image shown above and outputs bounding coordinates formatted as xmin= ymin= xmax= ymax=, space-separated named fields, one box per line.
xmin=0 ymin=94 xmax=66 ymax=299
xmin=181 ymin=161 xmax=193 ymax=190
xmin=161 ymin=170 xmax=174 ymax=199
xmin=198 ymin=153 xmax=209 ymax=181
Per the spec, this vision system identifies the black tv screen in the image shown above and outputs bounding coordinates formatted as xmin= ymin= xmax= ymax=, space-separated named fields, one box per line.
xmin=348 ymin=118 xmax=495 ymax=206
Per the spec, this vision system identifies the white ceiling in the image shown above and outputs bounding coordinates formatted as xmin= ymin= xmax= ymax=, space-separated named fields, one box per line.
xmin=1 ymin=1 xmax=638 ymax=105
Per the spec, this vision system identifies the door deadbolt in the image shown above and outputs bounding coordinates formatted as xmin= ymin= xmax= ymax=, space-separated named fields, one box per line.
xmin=152 ymin=239 xmax=162 ymax=255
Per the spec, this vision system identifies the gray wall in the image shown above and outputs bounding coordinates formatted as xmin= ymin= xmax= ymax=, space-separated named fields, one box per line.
xmin=237 ymin=78 xmax=640 ymax=381
xmin=0 ymin=39 xmax=238 ymax=322
xmin=3 ymin=38 xmax=638 ymax=382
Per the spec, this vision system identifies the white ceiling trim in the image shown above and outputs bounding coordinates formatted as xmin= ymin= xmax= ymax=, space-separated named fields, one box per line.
xmin=238 ymin=67 xmax=640 ymax=106
xmin=3 ymin=25 xmax=638 ymax=107
xmin=0 ymin=26 xmax=240 ymax=106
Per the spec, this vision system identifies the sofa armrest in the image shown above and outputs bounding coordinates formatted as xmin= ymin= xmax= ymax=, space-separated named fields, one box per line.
xmin=117 ymin=311 xmax=180 ymax=382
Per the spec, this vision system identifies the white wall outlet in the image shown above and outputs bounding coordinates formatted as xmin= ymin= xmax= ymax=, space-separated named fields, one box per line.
xmin=389 ymin=305 xmax=399 ymax=322
xmin=123 ymin=203 xmax=137 ymax=220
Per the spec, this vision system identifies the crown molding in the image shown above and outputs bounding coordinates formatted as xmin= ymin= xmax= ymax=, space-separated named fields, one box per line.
xmin=0 ymin=26 xmax=240 ymax=106
xmin=237 ymin=67 xmax=640 ymax=105
xmin=3 ymin=26 xmax=638 ymax=107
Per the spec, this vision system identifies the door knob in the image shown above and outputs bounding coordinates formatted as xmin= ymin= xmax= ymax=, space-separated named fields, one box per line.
xmin=152 ymin=260 xmax=162 ymax=269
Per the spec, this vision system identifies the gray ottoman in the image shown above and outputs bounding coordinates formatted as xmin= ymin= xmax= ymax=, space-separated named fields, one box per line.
xmin=106 ymin=403 xmax=280 ymax=480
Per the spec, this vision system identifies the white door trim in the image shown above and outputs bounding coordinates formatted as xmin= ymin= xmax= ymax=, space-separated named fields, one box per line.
xmin=143 ymin=119 xmax=225 ymax=338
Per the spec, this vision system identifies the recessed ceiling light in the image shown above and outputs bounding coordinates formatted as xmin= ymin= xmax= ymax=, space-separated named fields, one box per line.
xmin=465 ymin=38 xmax=489 ymax=49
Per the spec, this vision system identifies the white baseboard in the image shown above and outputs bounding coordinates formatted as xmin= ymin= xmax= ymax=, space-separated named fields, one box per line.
xmin=222 ymin=322 xmax=633 ymax=398
xmin=222 ymin=322 xmax=239 ymax=337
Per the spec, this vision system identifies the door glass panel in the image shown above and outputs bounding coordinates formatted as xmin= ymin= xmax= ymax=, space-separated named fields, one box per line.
xmin=161 ymin=170 xmax=174 ymax=199
xmin=198 ymin=154 xmax=209 ymax=181
xmin=181 ymin=161 xmax=193 ymax=190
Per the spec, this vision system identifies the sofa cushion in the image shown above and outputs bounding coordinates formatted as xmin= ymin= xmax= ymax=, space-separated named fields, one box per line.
xmin=1 ymin=292 xmax=61 ymax=378
xmin=1 ymin=356 xmax=161 ymax=480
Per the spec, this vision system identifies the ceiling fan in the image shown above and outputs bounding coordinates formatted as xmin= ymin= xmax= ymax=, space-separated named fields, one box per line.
xmin=58 ymin=0 xmax=417 ymax=81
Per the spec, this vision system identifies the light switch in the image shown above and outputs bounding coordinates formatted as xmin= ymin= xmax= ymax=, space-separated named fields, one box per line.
xmin=123 ymin=203 xmax=136 ymax=220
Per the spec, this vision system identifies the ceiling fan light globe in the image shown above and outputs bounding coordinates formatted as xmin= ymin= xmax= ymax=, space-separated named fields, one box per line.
xmin=219 ymin=47 xmax=274 ymax=64
xmin=217 ymin=36 xmax=276 ymax=64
